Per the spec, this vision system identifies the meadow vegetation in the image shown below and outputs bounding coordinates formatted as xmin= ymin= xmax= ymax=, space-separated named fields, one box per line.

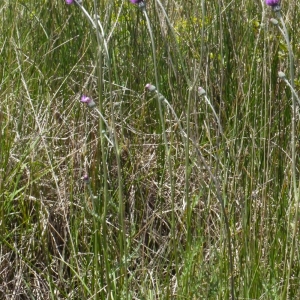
xmin=0 ymin=0 xmax=300 ymax=299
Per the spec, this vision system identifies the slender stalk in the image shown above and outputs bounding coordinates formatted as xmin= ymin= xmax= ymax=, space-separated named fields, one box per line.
xmin=183 ymin=0 xmax=206 ymax=250
xmin=141 ymin=2 xmax=177 ymax=283
xmin=275 ymin=13 xmax=296 ymax=189
xmin=93 ymin=20 xmax=107 ymax=300
xmin=155 ymin=0 xmax=190 ymax=85
xmin=76 ymin=1 xmax=97 ymax=29
xmin=279 ymin=76 xmax=300 ymax=106
xmin=93 ymin=1 xmax=127 ymax=297
xmin=201 ymin=92 xmax=224 ymax=136
xmin=272 ymin=6 xmax=299 ymax=299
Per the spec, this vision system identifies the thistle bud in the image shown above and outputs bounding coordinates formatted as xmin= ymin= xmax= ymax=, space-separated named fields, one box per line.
xmin=145 ymin=84 xmax=156 ymax=92
xmin=198 ymin=87 xmax=206 ymax=96
xmin=278 ymin=71 xmax=286 ymax=79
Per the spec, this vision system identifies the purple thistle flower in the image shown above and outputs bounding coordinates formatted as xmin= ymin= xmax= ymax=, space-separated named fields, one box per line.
xmin=80 ymin=95 xmax=91 ymax=103
xmin=130 ymin=0 xmax=144 ymax=4
xmin=265 ymin=0 xmax=280 ymax=6
xmin=80 ymin=95 xmax=96 ymax=108
xmin=66 ymin=0 xmax=74 ymax=4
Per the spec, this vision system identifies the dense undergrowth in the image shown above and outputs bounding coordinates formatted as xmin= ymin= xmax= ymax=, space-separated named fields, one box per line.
xmin=0 ymin=0 xmax=299 ymax=299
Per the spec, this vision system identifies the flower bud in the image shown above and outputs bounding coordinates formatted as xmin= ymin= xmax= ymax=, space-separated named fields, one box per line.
xmin=270 ymin=18 xmax=278 ymax=25
xmin=278 ymin=71 xmax=286 ymax=79
xmin=83 ymin=174 xmax=90 ymax=184
xmin=145 ymin=84 xmax=156 ymax=92
xmin=198 ymin=87 xmax=206 ymax=96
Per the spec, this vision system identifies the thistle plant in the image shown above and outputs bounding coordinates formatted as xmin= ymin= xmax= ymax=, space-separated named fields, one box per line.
xmin=66 ymin=0 xmax=127 ymax=296
xmin=145 ymin=83 xmax=235 ymax=300
xmin=266 ymin=1 xmax=299 ymax=298
xmin=136 ymin=1 xmax=179 ymax=281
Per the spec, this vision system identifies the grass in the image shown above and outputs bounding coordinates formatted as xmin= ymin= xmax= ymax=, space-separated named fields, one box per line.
xmin=1 ymin=0 xmax=300 ymax=299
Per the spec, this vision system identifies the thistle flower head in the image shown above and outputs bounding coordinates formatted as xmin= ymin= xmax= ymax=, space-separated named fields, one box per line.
xmin=198 ymin=87 xmax=206 ymax=96
xmin=129 ymin=0 xmax=146 ymax=9
xmin=80 ymin=95 xmax=91 ymax=103
xmin=130 ymin=0 xmax=144 ymax=3
xmin=80 ymin=95 xmax=96 ymax=108
xmin=278 ymin=71 xmax=286 ymax=79
xmin=145 ymin=84 xmax=156 ymax=92
xmin=265 ymin=0 xmax=280 ymax=6
xmin=270 ymin=18 xmax=279 ymax=25
xmin=66 ymin=0 xmax=82 ymax=4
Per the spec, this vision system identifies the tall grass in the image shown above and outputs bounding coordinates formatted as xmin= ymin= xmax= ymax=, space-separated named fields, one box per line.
xmin=1 ymin=0 xmax=300 ymax=299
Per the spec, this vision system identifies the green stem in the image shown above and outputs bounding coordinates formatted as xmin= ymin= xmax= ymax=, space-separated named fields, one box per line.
xmin=93 ymin=19 xmax=109 ymax=300
xmin=94 ymin=1 xmax=127 ymax=297
xmin=143 ymin=4 xmax=177 ymax=280
xmin=275 ymin=10 xmax=298 ymax=300
xmin=155 ymin=0 xmax=190 ymax=85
